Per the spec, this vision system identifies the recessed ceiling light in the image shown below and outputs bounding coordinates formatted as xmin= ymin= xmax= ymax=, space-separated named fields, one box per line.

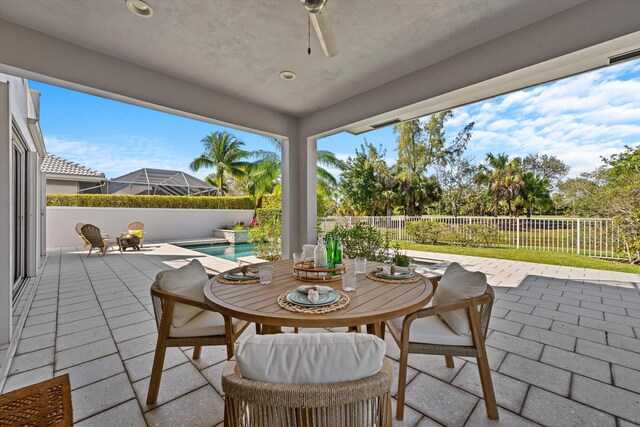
xmin=125 ymin=0 xmax=154 ymax=18
xmin=280 ymin=71 xmax=296 ymax=80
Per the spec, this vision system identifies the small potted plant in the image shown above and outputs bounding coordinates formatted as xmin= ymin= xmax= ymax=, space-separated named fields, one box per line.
xmin=390 ymin=244 xmax=412 ymax=267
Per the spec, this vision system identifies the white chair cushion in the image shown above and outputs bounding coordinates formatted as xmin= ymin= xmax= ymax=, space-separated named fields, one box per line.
xmin=390 ymin=313 xmax=473 ymax=346
xmin=433 ymin=262 xmax=487 ymax=336
xmin=170 ymin=310 xmax=243 ymax=337
xmin=155 ymin=259 xmax=208 ymax=328
xmin=235 ymin=333 xmax=386 ymax=385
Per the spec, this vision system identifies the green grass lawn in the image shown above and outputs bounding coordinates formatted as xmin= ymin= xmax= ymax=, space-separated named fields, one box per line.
xmin=392 ymin=241 xmax=640 ymax=274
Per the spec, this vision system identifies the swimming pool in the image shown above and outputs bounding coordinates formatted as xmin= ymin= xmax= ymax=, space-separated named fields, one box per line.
xmin=179 ymin=243 xmax=256 ymax=262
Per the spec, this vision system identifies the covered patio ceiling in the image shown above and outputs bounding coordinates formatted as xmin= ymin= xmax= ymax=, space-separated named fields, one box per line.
xmin=2 ymin=0 xmax=640 ymax=255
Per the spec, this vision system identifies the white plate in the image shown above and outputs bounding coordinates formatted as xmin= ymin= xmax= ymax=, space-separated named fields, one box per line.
xmin=224 ymin=272 xmax=259 ymax=281
xmin=287 ymin=290 xmax=339 ymax=307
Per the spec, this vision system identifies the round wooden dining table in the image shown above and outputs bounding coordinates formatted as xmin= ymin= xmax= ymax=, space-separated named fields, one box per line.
xmin=204 ymin=259 xmax=434 ymax=336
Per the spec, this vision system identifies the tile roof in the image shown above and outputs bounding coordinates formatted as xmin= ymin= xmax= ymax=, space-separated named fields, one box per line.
xmin=41 ymin=154 xmax=104 ymax=178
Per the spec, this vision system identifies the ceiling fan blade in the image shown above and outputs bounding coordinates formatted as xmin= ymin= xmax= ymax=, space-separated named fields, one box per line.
xmin=310 ymin=7 xmax=338 ymax=57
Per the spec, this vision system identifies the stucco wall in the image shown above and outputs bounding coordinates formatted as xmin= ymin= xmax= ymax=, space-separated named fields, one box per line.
xmin=46 ymin=179 xmax=78 ymax=194
xmin=46 ymin=207 xmax=253 ymax=248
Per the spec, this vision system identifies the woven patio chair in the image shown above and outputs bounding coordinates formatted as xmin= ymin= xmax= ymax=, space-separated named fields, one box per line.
xmin=127 ymin=220 xmax=145 ymax=247
xmin=385 ymin=275 xmax=498 ymax=421
xmin=147 ymin=276 xmax=250 ymax=404
xmin=74 ymin=222 xmax=89 ymax=252
xmin=222 ymin=334 xmax=393 ymax=427
xmin=80 ymin=224 xmax=109 ymax=257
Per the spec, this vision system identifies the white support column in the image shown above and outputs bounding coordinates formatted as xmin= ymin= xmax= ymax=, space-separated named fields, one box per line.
xmin=281 ymin=132 xmax=318 ymax=259
xmin=281 ymin=136 xmax=296 ymax=259
xmin=0 ymin=82 xmax=12 ymax=344
xmin=303 ymin=137 xmax=318 ymax=246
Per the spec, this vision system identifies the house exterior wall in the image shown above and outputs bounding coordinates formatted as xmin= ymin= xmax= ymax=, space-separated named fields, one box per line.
xmin=0 ymin=74 xmax=46 ymax=344
xmin=46 ymin=207 xmax=254 ymax=248
xmin=46 ymin=179 xmax=78 ymax=194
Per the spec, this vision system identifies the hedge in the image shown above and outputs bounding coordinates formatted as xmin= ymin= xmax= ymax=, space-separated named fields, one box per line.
xmin=47 ymin=194 xmax=254 ymax=210
xmin=261 ymin=193 xmax=282 ymax=209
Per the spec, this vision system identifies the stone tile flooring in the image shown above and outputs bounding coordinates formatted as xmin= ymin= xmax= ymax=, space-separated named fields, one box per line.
xmin=1 ymin=243 xmax=639 ymax=426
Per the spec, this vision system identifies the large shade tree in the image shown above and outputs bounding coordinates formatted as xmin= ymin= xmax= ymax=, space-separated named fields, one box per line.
xmin=190 ymin=131 xmax=251 ymax=195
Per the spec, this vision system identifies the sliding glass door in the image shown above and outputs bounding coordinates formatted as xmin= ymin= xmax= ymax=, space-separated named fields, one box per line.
xmin=12 ymin=136 xmax=27 ymax=301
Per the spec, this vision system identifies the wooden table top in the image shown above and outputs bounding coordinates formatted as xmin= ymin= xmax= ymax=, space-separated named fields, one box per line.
xmin=204 ymin=259 xmax=434 ymax=328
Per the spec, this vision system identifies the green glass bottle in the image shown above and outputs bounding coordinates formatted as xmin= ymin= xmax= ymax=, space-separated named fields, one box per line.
xmin=326 ymin=235 xmax=334 ymax=269
xmin=334 ymin=237 xmax=343 ymax=271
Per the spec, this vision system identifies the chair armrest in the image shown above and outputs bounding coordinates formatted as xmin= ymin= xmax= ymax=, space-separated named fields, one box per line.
xmin=416 ymin=293 xmax=491 ymax=319
xmin=152 ymin=287 xmax=211 ymax=311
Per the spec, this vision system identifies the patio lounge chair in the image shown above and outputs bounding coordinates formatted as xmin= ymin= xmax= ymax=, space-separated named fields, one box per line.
xmin=80 ymin=224 xmax=110 ymax=257
xmin=147 ymin=259 xmax=249 ymax=404
xmin=222 ymin=333 xmax=393 ymax=427
xmin=385 ymin=263 xmax=498 ymax=420
xmin=74 ymin=222 xmax=90 ymax=252
xmin=127 ymin=221 xmax=145 ymax=247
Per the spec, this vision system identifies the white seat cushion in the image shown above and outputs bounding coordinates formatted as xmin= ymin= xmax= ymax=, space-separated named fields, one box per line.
xmin=155 ymin=259 xmax=208 ymax=328
xmin=170 ymin=310 xmax=243 ymax=337
xmin=235 ymin=333 xmax=386 ymax=385
xmin=433 ymin=262 xmax=487 ymax=336
xmin=390 ymin=314 xmax=473 ymax=346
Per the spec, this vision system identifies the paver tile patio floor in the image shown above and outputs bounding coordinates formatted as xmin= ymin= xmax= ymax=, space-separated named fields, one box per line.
xmin=2 ymin=243 xmax=639 ymax=426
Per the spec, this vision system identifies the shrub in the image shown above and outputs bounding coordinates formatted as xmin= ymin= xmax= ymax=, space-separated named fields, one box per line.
xmin=47 ymin=194 xmax=254 ymax=210
xmin=261 ymin=193 xmax=282 ymax=209
xmin=461 ymin=223 xmax=499 ymax=247
xmin=327 ymin=222 xmax=390 ymax=262
xmin=405 ymin=220 xmax=448 ymax=244
xmin=249 ymin=208 xmax=282 ymax=261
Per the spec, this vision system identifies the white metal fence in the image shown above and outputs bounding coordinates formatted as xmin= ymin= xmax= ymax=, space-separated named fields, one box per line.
xmin=318 ymin=216 xmax=622 ymax=258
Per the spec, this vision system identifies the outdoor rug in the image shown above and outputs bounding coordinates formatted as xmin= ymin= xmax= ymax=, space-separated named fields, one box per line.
xmin=0 ymin=374 xmax=72 ymax=426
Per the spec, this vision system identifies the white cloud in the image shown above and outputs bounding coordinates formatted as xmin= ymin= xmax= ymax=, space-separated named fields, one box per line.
xmin=454 ymin=59 xmax=640 ymax=177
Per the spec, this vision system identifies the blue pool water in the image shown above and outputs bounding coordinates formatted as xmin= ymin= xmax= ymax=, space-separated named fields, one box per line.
xmin=181 ymin=243 xmax=256 ymax=262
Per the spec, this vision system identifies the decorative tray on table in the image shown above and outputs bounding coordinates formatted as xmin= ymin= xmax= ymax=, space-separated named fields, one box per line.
xmin=293 ymin=260 xmax=345 ymax=283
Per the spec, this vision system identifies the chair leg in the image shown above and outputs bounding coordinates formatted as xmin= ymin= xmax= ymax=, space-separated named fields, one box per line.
xmin=476 ymin=353 xmax=499 ymax=419
xmin=193 ymin=345 xmax=202 ymax=359
xmin=445 ymin=355 xmax=455 ymax=368
xmin=101 ymin=246 xmax=107 ymax=256
xmin=396 ymin=348 xmax=409 ymax=420
xmin=87 ymin=247 xmax=93 ymax=257
xmin=147 ymin=344 xmax=167 ymax=404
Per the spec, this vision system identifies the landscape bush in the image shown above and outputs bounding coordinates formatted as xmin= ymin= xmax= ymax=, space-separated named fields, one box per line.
xmin=458 ymin=223 xmax=499 ymax=247
xmin=405 ymin=220 xmax=449 ymax=244
xmin=406 ymin=219 xmax=498 ymax=248
xmin=326 ymin=222 xmax=390 ymax=262
xmin=47 ymin=194 xmax=254 ymax=210
xmin=249 ymin=208 xmax=282 ymax=261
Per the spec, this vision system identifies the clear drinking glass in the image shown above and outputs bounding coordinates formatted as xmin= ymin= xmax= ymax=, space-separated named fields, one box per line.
xmin=259 ymin=265 xmax=273 ymax=285
xmin=342 ymin=273 xmax=357 ymax=292
xmin=293 ymin=252 xmax=303 ymax=265
xmin=354 ymin=257 xmax=367 ymax=274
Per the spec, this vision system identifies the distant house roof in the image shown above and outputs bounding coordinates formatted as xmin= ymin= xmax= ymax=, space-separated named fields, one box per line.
xmin=106 ymin=168 xmax=216 ymax=196
xmin=41 ymin=155 xmax=105 ymax=181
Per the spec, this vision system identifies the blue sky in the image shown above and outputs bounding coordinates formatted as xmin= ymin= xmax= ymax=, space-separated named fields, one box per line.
xmin=31 ymin=58 xmax=640 ymax=181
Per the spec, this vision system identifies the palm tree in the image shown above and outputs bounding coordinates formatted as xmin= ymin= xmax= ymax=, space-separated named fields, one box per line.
xmin=516 ymin=172 xmax=552 ymax=217
xmin=190 ymin=131 xmax=251 ymax=195
xmin=476 ymin=153 xmax=510 ymax=217
xmin=249 ymin=138 xmax=346 ymax=209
